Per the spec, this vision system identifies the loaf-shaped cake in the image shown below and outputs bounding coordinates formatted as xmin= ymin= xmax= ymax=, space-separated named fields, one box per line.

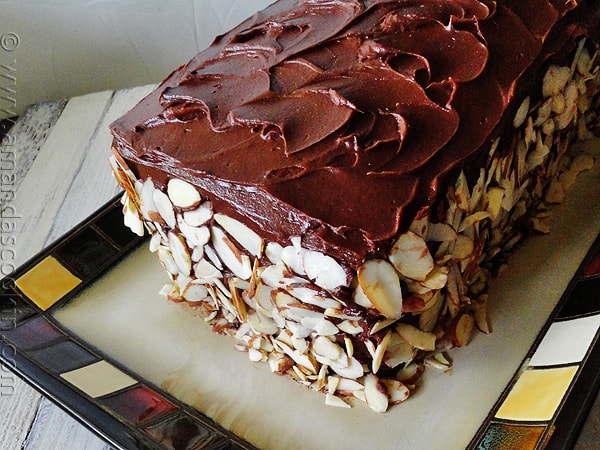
xmin=109 ymin=0 xmax=600 ymax=412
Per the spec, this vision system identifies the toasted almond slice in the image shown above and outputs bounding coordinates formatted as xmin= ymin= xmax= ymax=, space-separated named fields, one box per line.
xmin=418 ymin=291 xmax=444 ymax=332
xmin=182 ymin=283 xmax=209 ymax=302
xmin=268 ymin=352 xmax=294 ymax=374
xmin=454 ymin=171 xmax=471 ymax=212
xmin=542 ymin=64 xmax=570 ymax=98
xmin=382 ymin=379 xmax=410 ymax=405
xmin=183 ymin=201 xmax=213 ymax=227
xmin=357 ymin=259 xmax=403 ymax=319
xmin=409 ymin=213 xmax=429 ymax=238
xmin=265 ymin=241 xmax=284 ymax=264
xmin=303 ymin=249 xmax=348 ymax=291
xmin=123 ymin=195 xmax=145 ymax=236
xmin=372 ymin=330 xmax=392 ymax=374
xmin=353 ymin=284 xmax=374 ymax=308
xmin=472 ymin=295 xmax=491 ymax=334
xmin=314 ymin=319 xmax=339 ymax=336
xmin=139 ymin=178 xmax=158 ymax=221
xmin=395 ymin=323 xmax=436 ymax=351
xmin=420 ymin=265 xmax=449 ymax=290
xmin=211 ymin=226 xmax=252 ymax=280
xmin=167 ymin=178 xmax=201 ymax=208
xmin=329 ymin=356 xmax=364 ymax=379
xmin=312 ymin=336 xmax=344 ymax=361
xmin=389 ymin=231 xmax=434 ymax=281
xmin=214 ymin=213 xmax=263 ymax=257
xmin=157 ymin=247 xmax=179 ymax=276
xmin=325 ymin=393 xmax=351 ymax=408
xmin=447 ymin=313 xmax=475 ymax=347
xmin=426 ymin=222 xmax=457 ymax=242
xmin=452 ymin=234 xmax=475 ymax=260
xmin=194 ymin=258 xmax=222 ymax=281
xmin=153 ymin=189 xmax=176 ymax=229
xmin=168 ymin=232 xmax=192 ymax=276
xmin=425 ymin=357 xmax=453 ymax=373
xmin=384 ymin=333 xmax=415 ymax=369
xmin=280 ymin=239 xmax=305 ymax=275
xmin=513 ymin=96 xmax=530 ymax=128
xmin=458 ymin=211 xmax=490 ymax=233
xmin=337 ymin=320 xmax=363 ymax=335
xmin=247 ymin=311 xmax=278 ymax=336
xmin=327 ymin=375 xmax=340 ymax=393
xmin=370 ymin=318 xmax=398 ymax=335
xmin=287 ymin=286 xmax=341 ymax=309
xmin=486 ymin=187 xmax=505 ymax=221
xmin=364 ymin=374 xmax=389 ymax=413
xmin=344 ymin=336 xmax=354 ymax=359
xmin=337 ymin=378 xmax=364 ymax=392
xmin=396 ymin=362 xmax=425 ymax=385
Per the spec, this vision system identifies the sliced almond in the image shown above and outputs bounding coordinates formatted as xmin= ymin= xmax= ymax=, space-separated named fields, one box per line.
xmin=364 ymin=374 xmax=389 ymax=413
xmin=168 ymin=232 xmax=192 ymax=276
xmin=447 ymin=313 xmax=474 ymax=347
xmin=167 ymin=178 xmax=201 ymax=208
xmin=153 ymin=189 xmax=176 ymax=229
xmin=452 ymin=234 xmax=475 ymax=260
xmin=384 ymin=333 xmax=415 ymax=369
xmin=427 ymin=222 xmax=457 ymax=242
xmin=420 ymin=265 xmax=449 ymax=290
xmin=182 ymin=283 xmax=209 ymax=302
xmin=329 ymin=356 xmax=364 ymax=379
xmin=372 ymin=330 xmax=392 ymax=374
xmin=389 ymin=231 xmax=434 ymax=281
xmin=325 ymin=393 xmax=351 ymax=408
xmin=122 ymin=195 xmax=145 ymax=236
xmin=302 ymin=250 xmax=348 ymax=291
xmin=337 ymin=320 xmax=363 ymax=335
xmin=396 ymin=362 xmax=425 ymax=385
xmin=395 ymin=323 xmax=436 ymax=351
xmin=157 ymin=247 xmax=179 ymax=276
xmin=382 ymin=379 xmax=410 ymax=405
xmin=211 ymin=226 xmax=252 ymax=280
xmin=312 ymin=336 xmax=343 ymax=361
xmin=183 ymin=201 xmax=213 ymax=227
xmin=357 ymin=259 xmax=403 ymax=319
xmin=214 ymin=213 xmax=263 ymax=257
xmin=454 ymin=171 xmax=471 ymax=212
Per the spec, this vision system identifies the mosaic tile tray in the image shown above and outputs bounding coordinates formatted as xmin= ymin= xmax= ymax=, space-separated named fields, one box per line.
xmin=1 ymin=193 xmax=600 ymax=449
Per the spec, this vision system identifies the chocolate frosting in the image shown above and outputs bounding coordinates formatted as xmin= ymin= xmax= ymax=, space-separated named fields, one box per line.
xmin=111 ymin=0 xmax=599 ymax=267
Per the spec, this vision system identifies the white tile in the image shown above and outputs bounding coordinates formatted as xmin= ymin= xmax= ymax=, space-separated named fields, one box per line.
xmin=529 ymin=314 xmax=600 ymax=367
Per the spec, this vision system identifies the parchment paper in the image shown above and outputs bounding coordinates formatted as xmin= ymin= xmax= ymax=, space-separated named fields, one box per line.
xmin=54 ymin=140 xmax=600 ymax=449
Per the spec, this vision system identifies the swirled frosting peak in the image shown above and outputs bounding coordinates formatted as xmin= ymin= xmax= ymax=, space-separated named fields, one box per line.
xmin=111 ymin=0 xmax=597 ymax=266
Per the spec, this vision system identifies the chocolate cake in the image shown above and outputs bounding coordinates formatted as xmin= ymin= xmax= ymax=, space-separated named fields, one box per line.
xmin=109 ymin=0 xmax=600 ymax=412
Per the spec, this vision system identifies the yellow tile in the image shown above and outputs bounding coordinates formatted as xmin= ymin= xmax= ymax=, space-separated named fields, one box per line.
xmin=495 ymin=366 xmax=578 ymax=422
xmin=16 ymin=256 xmax=81 ymax=311
xmin=61 ymin=360 xmax=137 ymax=398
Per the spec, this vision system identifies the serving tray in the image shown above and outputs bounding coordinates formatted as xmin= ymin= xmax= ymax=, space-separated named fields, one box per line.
xmin=1 ymin=173 xmax=600 ymax=449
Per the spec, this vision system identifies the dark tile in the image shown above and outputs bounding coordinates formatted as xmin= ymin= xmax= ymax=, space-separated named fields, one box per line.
xmin=583 ymin=245 xmax=600 ymax=278
xmin=100 ymin=385 xmax=177 ymax=426
xmin=557 ymin=277 xmax=600 ymax=319
xmin=144 ymin=413 xmax=229 ymax=450
xmin=0 ymin=286 xmax=37 ymax=332
xmin=54 ymin=227 xmax=118 ymax=279
xmin=27 ymin=339 xmax=99 ymax=373
xmin=94 ymin=203 xmax=140 ymax=249
xmin=1 ymin=315 xmax=64 ymax=350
